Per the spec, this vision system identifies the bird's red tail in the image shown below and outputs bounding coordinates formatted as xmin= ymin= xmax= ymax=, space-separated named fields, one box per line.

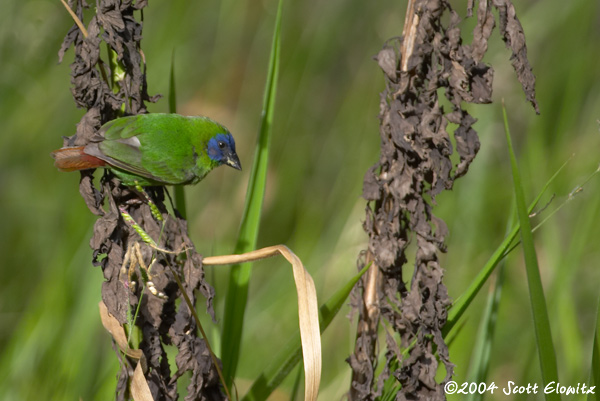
xmin=51 ymin=146 xmax=107 ymax=172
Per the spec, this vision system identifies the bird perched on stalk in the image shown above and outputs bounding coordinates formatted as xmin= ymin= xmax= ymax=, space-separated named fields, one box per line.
xmin=51 ymin=113 xmax=241 ymax=186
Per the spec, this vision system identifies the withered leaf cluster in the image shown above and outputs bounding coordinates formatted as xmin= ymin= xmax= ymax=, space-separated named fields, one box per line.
xmin=350 ymin=0 xmax=538 ymax=400
xmin=59 ymin=1 xmax=224 ymax=399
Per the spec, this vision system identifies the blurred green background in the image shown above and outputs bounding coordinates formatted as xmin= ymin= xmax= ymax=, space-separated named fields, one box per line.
xmin=0 ymin=0 xmax=599 ymax=399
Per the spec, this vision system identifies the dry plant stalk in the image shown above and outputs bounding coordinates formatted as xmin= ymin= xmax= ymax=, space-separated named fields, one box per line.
xmin=59 ymin=1 xmax=223 ymax=399
xmin=350 ymin=0 xmax=538 ymax=400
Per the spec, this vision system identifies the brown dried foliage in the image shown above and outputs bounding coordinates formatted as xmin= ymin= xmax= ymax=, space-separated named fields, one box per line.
xmin=350 ymin=0 xmax=538 ymax=400
xmin=59 ymin=1 xmax=224 ymax=399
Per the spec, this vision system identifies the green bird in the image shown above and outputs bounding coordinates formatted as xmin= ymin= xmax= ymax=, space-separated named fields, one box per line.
xmin=51 ymin=113 xmax=241 ymax=186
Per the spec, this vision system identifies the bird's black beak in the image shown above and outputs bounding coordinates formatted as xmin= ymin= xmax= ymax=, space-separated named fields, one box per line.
xmin=225 ymin=152 xmax=242 ymax=170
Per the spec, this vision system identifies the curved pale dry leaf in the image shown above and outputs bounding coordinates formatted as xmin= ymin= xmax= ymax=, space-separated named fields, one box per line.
xmin=204 ymin=245 xmax=321 ymax=401
xmin=131 ymin=362 xmax=154 ymax=401
xmin=98 ymin=301 xmax=143 ymax=360
xmin=100 ymin=301 xmax=154 ymax=400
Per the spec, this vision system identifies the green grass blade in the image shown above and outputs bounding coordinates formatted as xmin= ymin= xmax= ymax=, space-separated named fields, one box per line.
xmin=290 ymin=365 xmax=302 ymax=401
xmin=465 ymin=206 xmax=514 ymax=401
xmin=465 ymin=250 xmax=507 ymax=401
xmin=502 ymin=104 xmax=560 ymax=401
xmin=444 ymin=227 xmax=516 ymax=338
xmin=242 ymin=263 xmax=370 ymax=401
xmin=380 ymin=360 xmax=402 ymax=401
xmin=588 ymin=293 xmax=600 ymax=401
xmin=168 ymin=49 xmax=177 ymax=114
xmin=221 ymin=0 xmax=283 ymax=387
xmin=444 ymin=158 xmax=569 ymax=337
xmin=167 ymin=50 xmax=187 ymax=219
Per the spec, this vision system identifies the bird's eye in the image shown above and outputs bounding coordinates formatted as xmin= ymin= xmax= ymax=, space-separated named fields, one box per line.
xmin=218 ymin=141 xmax=226 ymax=149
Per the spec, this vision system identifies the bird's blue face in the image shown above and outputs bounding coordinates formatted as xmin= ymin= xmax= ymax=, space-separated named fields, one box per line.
xmin=207 ymin=133 xmax=242 ymax=170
